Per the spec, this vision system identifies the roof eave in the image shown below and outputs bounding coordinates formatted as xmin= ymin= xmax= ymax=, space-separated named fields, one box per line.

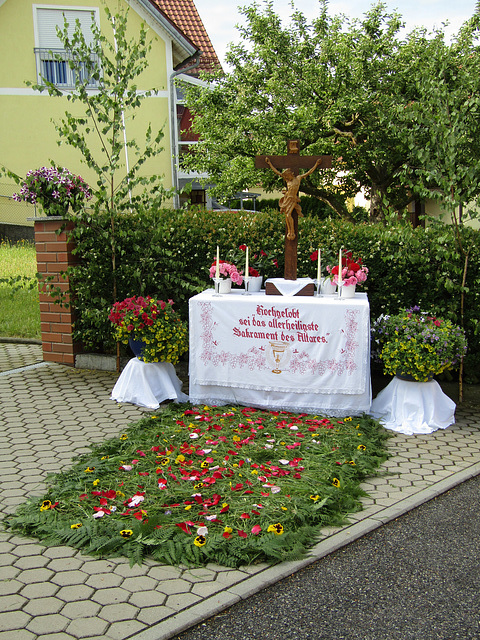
xmin=135 ymin=0 xmax=198 ymax=58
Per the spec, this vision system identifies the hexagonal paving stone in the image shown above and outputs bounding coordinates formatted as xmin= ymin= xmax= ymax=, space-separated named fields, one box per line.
xmin=103 ymin=619 xmax=146 ymax=640
xmin=0 ymin=594 xmax=27 ymax=612
xmin=0 ymin=610 xmax=32 ymax=633
xmin=91 ymin=587 xmax=131 ymax=606
xmin=47 ymin=557 xmax=84 ymax=572
xmin=66 ymin=616 xmax=109 ymax=639
xmin=0 ymin=629 xmax=36 ymax=640
xmin=51 ymin=570 xmax=89 ymax=587
xmin=113 ymin=563 xmax=149 ymax=578
xmin=55 ymin=584 xmax=94 ymax=602
xmin=98 ymin=602 xmax=139 ymax=623
xmin=181 ymin=567 xmax=217 ymax=583
xmin=43 ymin=546 xmax=79 ymax=560
xmin=20 ymin=581 xmax=60 ymax=599
xmin=61 ymin=599 xmax=101 ymax=619
xmin=147 ymin=565 xmax=183 ymax=581
xmin=155 ymin=578 xmax=192 ymax=595
xmin=79 ymin=559 xmax=116 ymax=575
xmin=136 ymin=605 xmax=175 ymax=625
xmin=129 ymin=590 xmax=166 ymax=608
xmin=16 ymin=568 xmax=54 ymax=584
xmin=164 ymin=592 xmax=201 ymax=611
xmin=85 ymin=573 xmax=123 ymax=589
xmin=120 ymin=575 xmax=158 ymax=593
xmin=24 ymin=596 xmax=65 ymax=616
xmin=0 ymin=554 xmax=18 ymax=568
xmin=14 ymin=555 xmax=51 ymax=570
xmin=26 ymin=613 xmax=70 ymax=635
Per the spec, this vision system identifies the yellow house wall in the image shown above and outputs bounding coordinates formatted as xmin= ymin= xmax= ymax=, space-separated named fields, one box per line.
xmin=424 ymin=199 xmax=480 ymax=230
xmin=0 ymin=0 xmax=174 ymax=226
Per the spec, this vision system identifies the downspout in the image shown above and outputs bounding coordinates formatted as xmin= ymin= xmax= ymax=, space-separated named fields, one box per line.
xmin=170 ymin=52 xmax=202 ymax=209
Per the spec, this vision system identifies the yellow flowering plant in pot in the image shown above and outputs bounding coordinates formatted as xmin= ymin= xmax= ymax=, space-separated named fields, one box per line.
xmin=371 ymin=306 xmax=467 ymax=382
xmin=108 ymin=296 xmax=188 ymax=364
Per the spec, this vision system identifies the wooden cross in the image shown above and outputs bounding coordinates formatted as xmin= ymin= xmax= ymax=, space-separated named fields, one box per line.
xmin=255 ymin=141 xmax=332 ymax=280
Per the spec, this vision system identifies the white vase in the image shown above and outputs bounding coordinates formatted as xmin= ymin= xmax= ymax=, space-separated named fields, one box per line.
xmin=341 ymin=284 xmax=356 ymax=298
xmin=248 ymin=276 xmax=263 ymax=292
xmin=320 ymin=278 xmax=337 ymax=295
xmin=218 ymin=278 xmax=232 ymax=294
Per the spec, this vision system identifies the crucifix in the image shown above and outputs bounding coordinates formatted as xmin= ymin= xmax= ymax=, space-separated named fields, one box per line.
xmin=255 ymin=140 xmax=332 ymax=281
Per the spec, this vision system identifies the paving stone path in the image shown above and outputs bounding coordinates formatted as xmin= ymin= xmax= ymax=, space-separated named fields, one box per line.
xmin=1 ymin=343 xmax=479 ymax=640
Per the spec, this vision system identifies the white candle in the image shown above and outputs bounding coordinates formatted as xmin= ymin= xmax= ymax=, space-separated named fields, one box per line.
xmin=215 ymin=246 xmax=220 ymax=279
xmin=316 ymin=249 xmax=321 ymax=282
xmin=338 ymin=247 xmax=343 ymax=288
xmin=245 ymin=246 xmax=249 ymax=278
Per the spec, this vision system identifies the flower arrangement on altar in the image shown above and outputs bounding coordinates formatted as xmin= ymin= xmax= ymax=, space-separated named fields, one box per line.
xmin=108 ymin=296 xmax=188 ymax=365
xmin=371 ymin=306 xmax=467 ymax=382
xmin=326 ymin=251 xmax=368 ymax=287
xmin=209 ymin=259 xmax=244 ymax=285
xmin=234 ymin=244 xmax=271 ymax=277
xmin=13 ymin=166 xmax=91 ymax=217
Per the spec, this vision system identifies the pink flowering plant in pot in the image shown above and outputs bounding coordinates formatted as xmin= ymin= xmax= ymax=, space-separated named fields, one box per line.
xmin=208 ymin=260 xmax=244 ymax=285
xmin=13 ymin=166 xmax=91 ymax=217
xmin=326 ymin=251 xmax=368 ymax=287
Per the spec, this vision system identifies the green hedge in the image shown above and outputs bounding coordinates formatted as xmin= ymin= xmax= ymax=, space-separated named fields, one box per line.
xmin=67 ymin=208 xmax=479 ymax=381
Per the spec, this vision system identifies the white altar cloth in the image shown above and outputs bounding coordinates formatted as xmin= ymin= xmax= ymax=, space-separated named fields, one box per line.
xmin=189 ymin=289 xmax=371 ymax=416
xmin=370 ymin=377 xmax=456 ymax=435
xmin=111 ymin=358 xmax=188 ymax=409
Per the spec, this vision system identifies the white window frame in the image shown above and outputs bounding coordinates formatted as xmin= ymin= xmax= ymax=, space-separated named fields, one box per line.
xmin=33 ymin=4 xmax=100 ymax=88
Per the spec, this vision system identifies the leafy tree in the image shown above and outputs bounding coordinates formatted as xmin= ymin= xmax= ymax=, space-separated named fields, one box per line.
xmin=20 ymin=5 xmax=176 ymax=326
xmin=27 ymin=5 xmax=171 ymax=214
xmin=398 ymin=16 xmax=480 ymax=397
xmin=182 ymin=1 xmax=477 ymax=222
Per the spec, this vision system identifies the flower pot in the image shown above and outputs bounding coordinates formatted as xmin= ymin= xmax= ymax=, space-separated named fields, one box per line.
xmin=320 ymin=278 xmax=336 ymax=295
xmin=248 ymin=276 xmax=263 ymax=292
xmin=129 ymin=337 xmax=147 ymax=359
xmin=341 ymin=284 xmax=356 ymax=298
xmin=395 ymin=372 xmax=433 ymax=382
xmin=216 ymin=278 xmax=232 ymax=294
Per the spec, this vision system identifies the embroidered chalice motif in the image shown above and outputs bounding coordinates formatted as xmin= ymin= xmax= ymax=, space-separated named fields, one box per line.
xmin=268 ymin=341 xmax=290 ymax=374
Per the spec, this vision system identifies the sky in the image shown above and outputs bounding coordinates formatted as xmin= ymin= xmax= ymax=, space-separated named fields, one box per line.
xmin=194 ymin=0 xmax=478 ymax=67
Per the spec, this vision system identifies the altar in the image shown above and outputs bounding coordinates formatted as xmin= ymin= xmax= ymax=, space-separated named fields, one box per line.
xmin=189 ymin=289 xmax=372 ymax=416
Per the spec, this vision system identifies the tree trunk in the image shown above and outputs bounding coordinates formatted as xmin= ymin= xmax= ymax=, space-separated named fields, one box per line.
xmin=369 ymin=186 xmax=386 ymax=223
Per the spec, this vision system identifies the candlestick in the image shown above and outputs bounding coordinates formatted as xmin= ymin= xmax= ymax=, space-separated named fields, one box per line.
xmin=338 ymin=247 xmax=343 ymax=289
xmin=316 ymin=248 xmax=321 ymax=283
xmin=245 ymin=246 xmax=249 ymax=279
xmin=215 ymin=246 xmax=220 ymax=280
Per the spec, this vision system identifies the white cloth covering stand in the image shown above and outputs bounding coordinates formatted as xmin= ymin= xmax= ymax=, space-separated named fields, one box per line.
xmin=370 ymin=377 xmax=456 ymax=435
xmin=111 ymin=358 xmax=188 ymax=409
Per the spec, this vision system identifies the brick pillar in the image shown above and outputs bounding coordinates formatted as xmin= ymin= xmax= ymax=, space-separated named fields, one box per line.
xmin=33 ymin=218 xmax=81 ymax=366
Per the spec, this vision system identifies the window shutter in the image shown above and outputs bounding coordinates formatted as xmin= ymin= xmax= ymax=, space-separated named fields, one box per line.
xmin=37 ymin=8 xmax=96 ymax=49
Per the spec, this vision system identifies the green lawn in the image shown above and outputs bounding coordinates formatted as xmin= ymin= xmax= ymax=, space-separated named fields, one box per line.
xmin=0 ymin=240 xmax=41 ymax=339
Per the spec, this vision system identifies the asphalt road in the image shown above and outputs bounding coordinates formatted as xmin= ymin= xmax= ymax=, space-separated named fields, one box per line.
xmin=174 ymin=474 xmax=480 ymax=640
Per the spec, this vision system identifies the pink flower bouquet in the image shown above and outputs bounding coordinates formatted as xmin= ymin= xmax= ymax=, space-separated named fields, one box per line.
xmin=209 ymin=260 xmax=244 ymax=285
xmin=327 ymin=251 xmax=368 ymax=287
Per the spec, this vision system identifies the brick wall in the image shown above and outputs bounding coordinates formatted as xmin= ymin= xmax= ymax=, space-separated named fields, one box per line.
xmin=33 ymin=218 xmax=81 ymax=366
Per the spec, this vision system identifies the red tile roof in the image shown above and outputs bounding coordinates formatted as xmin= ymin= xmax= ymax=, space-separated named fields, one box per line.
xmin=150 ymin=0 xmax=222 ymax=73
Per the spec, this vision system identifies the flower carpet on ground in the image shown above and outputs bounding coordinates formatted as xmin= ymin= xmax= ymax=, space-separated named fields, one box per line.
xmin=4 ymin=405 xmax=390 ymax=568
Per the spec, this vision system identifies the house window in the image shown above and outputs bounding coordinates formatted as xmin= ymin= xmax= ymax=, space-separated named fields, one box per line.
xmin=34 ymin=6 xmax=99 ymax=88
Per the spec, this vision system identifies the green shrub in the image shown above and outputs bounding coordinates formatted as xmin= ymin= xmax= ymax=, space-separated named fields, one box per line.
xmin=64 ymin=208 xmax=479 ymax=382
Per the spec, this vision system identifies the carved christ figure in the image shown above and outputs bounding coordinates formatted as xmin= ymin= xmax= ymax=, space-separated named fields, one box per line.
xmin=264 ymin=157 xmax=322 ymax=240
